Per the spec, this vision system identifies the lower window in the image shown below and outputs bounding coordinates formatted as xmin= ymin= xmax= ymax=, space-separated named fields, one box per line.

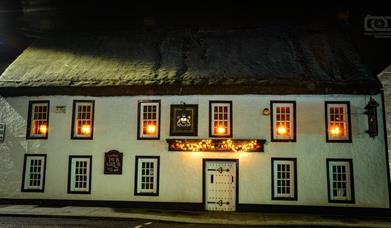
xmin=272 ymin=158 xmax=297 ymax=200
xmin=135 ymin=156 xmax=160 ymax=196
xmin=22 ymin=154 xmax=47 ymax=192
xmin=327 ymin=159 xmax=354 ymax=203
xmin=68 ymin=156 xmax=92 ymax=194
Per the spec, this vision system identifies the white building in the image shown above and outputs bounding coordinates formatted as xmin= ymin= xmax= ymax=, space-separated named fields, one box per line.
xmin=0 ymin=27 xmax=389 ymax=213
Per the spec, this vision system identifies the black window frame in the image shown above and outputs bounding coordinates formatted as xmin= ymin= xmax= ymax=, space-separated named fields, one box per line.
xmin=325 ymin=101 xmax=352 ymax=143
xmin=271 ymin=158 xmax=298 ymax=201
xmin=71 ymin=100 xmax=95 ymax=140
xmin=137 ymin=100 xmax=161 ymax=140
xmin=26 ymin=100 xmax=50 ymax=139
xmin=326 ymin=158 xmax=355 ymax=204
xmin=21 ymin=154 xmax=47 ymax=192
xmin=209 ymin=101 xmax=233 ymax=138
xmin=270 ymin=101 xmax=297 ymax=142
xmin=67 ymin=155 xmax=92 ymax=194
xmin=134 ymin=156 xmax=160 ymax=196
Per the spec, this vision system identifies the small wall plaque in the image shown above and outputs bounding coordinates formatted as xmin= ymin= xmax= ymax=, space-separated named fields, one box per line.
xmin=104 ymin=150 xmax=123 ymax=175
xmin=0 ymin=123 xmax=5 ymax=143
xmin=55 ymin=106 xmax=66 ymax=113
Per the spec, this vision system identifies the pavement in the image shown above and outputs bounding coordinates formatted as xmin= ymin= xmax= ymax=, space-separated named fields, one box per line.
xmin=0 ymin=204 xmax=391 ymax=227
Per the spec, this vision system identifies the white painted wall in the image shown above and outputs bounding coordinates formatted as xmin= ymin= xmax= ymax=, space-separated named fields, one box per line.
xmin=0 ymin=94 xmax=389 ymax=208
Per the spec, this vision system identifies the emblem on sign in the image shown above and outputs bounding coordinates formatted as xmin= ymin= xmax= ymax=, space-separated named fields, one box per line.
xmin=170 ymin=104 xmax=198 ymax=136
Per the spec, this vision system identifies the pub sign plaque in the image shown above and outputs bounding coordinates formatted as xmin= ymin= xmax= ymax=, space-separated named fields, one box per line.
xmin=104 ymin=150 xmax=123 ymax=174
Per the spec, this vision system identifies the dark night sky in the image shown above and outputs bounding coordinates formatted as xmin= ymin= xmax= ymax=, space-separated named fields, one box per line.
xmin=0 ymin=1 xmax=390 ymax=76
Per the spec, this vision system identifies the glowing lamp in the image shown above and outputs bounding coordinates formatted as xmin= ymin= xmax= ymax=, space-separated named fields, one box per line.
xmin=81 ymin=125 xmax=91 ymax=135
xmin=147 ymin=124 xmax=156 ymax=134
xmin=39 ymin=125 xmax=47 ymax=134
xmin=330 ymin=126 xmax=341 ymax=136
xmin=277 ymin=125 xmax=287 ymax=135
xmin=216 ymin=126 xmax=226 ymax=134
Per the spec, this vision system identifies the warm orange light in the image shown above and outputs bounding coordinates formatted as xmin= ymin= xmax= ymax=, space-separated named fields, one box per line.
xmin=277 ymin=125 xmax=287 ymax=135
xmin=39 ymin=125 xmax=47 ymax=134
xmin=330 ymin=126 xmax=341 ymax=136
xmin=216 ymin=126 xmax=226 ymax=134
xmin=81 ymin=125 xmax=91 ymax=135
xmin=147 ymin=124 xmax=156 ymax=134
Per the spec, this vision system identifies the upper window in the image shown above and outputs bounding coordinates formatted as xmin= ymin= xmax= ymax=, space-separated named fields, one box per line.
xmin=68 ymin=156 xmax=92 ymax=194
xmin=71 ymin=100 xmax=95 ymax=139
xmin=272 ymin=158 xmax=297 ymax=200
xmin=135 ymin=156 xmax=160 ymax=196
xmin=327 ymin=159 xmax=354 ymax=203
xmin=270 ymin=101 xmax=296 ymax=142
xmin=325 ymin=102 xmax=351 ymax=142
xmin=22 ymin=154 xmax=47 ymax=192
xmin=27 ymin=101 xmax=50 ymax=139
xmin=209 ymin=101 xmax=232 ymax=137
xmin=138 ymin=100 xmax=160 ymax=139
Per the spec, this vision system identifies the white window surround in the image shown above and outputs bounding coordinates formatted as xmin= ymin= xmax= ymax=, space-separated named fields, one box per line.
xmin=326 ymin=102 xmax=350 ymax=141
xmin=135 ymin=157 xmax=159 ymax=195
xmin=69 ymin=157 xmax=91 ymax=193
xmin=328 ymin=160 xmax=353 ymax=202
xmin=72 ymin=101 xmax=94 ymax=139
xmin=271 ymin=102 xmax=295 ymax=141
xmin=210 ymin=102 xmax=231 ymax=137
xmin=139 ymin=102 xmax=160 ymax=139
xmin=272 ymin=159 xmax=296 ymax=199
xmin=22 ymin=155 xmax=46 ymax=191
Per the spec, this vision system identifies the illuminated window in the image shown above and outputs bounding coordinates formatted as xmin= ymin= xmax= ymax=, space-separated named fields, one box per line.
xmin=210 ymin=101 xmax=232 ymax=137
xmin=135 ymin=156 xmax=159 ymax=195
xmin=22 ymin=154 xmax=46 ymax=192
xmin=68 ymin=156 xmax=92 ymax=193
xmin=271 ymin=101 xmax=296 ymax=142
xmin=272 ymin=158 xmax=297 ymax=200
xmin=327 ymin=159 xmax=354 ymax=203
xmin=325 ymin=102 xmax=351 ymax=142
xmin=138 ymin=101 xmax=160 ymax=139
xmin=72 ymin=101 xmax=95 ymax=139
xmin=27 ymin=101 xmax=49 ymax=139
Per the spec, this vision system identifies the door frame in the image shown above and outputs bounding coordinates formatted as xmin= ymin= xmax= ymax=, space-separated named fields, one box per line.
xmin=202 ymin=158 xmax=239 ymax=211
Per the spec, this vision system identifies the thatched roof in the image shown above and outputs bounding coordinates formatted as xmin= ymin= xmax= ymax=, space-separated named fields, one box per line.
xmin=0 ymin=26 xmax=381 ymax=96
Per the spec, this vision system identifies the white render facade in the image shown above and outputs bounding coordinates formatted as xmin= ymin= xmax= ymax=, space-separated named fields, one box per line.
xmin=0 ymin=93 xmax=389 ymax=210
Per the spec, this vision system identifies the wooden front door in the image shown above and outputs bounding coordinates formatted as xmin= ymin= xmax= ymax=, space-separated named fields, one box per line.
xmin=204 ymin=160 xmax=238 ymax=211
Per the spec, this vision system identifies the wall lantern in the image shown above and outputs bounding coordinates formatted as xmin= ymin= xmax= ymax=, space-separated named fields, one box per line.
xmin=365 ymin=97 xmax=379 ymax=138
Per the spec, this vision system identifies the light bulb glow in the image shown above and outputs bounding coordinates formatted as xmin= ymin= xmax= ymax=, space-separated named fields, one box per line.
xmin=330 ymin=126 xmax=341 ymax=136
xmin=39 ymin=125 xmax=47 ymax=134
xmin=277 ymin=125 xmax=287 ymax=135
xmin=81 ymin=125 xmax=91 ymax=135
xmin=147 ymin=124 xmax=156 ymax=134
xmin=216 ymin=126 xmax=226 ymax=134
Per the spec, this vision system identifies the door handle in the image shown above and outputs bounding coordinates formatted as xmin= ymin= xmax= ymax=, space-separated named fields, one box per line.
xmin=231 ymin=175 xmax=234 ymax=183
xmin=211 ymin=174 xmax=214 ymax=183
